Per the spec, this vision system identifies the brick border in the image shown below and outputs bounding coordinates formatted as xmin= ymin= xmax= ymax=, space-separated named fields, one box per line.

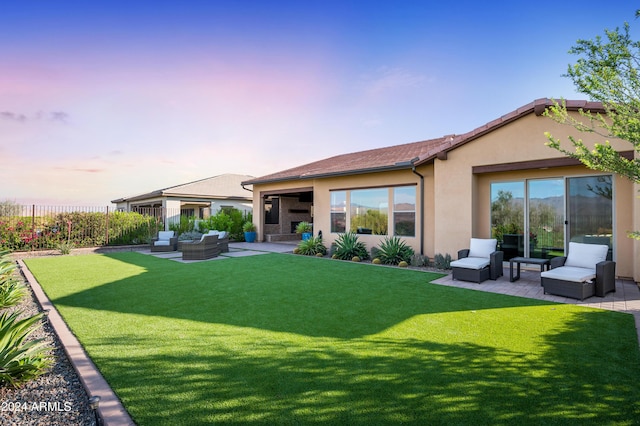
xmin=17 ymin=260 xmax=135 ymax=426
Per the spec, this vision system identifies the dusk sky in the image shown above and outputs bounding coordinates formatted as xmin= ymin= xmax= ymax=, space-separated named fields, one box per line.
xmin=1 ymin=1 xmax=637 ymax=205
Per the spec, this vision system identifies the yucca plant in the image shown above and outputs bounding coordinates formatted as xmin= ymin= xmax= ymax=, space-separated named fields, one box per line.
xmin=0 ymin=311 xmax=52 ymax=387
xmin=0 ymin=251 xmax=26 ymax=309
xmin=296 ymin=236 xmax=327 ymax=256
xmin=333 ymin=232 xmax=369 ymax=260
xmin=55 ymin=241 xmax=74 ymax=255
xmin=376 ymin=236 xmax=414 ymax=265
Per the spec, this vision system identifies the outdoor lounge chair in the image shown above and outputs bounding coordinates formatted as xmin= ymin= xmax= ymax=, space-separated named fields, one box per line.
xmin=541 ymin=242 xmax=615 ymax=300
xmin=206 ymin=230 xmax=229 ymax=253
xmin=181 ymin=234 xmax=220 ymax=260
xmin=450 ymin=238 xmax=504 ymax=283
xmin=150 ymin=231 xmax=177 ymax=252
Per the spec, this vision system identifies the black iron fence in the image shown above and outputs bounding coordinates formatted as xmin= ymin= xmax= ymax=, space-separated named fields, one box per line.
xmin=0 ymin=205 xmax=171 ymax=252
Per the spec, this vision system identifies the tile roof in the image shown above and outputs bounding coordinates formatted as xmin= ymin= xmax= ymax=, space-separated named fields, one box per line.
xmin=242 ymin=137 xmax=452 ymax=185
xmin=243 ymin=98 xmax=606 ymax=185
xmin=112 ymin=173 xmax=254 ymax=203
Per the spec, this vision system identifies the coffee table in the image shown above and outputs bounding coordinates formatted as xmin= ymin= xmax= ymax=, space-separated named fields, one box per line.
xmin=509 ymin=257 xmax=551 ymax=282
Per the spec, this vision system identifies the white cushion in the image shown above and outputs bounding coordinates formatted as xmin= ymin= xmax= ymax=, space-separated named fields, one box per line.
xmin=564 ymin=242 xmax=608 ymax=269
xmin=541 ymin=266 xmax=596 ymax=283
xmin=468 ymin=238 xmax=497 ymax=259
xmin=208 ymin=230 xmax=219 ymax=235
xmin=451 ymin=257 xmax=490 ymax=270
xmin=218 ymin=231 xmax=227 ymax=239
xmin=157 ymin=231 xmax=174 ymax=241
xmin=154 ymin=240 xmax=170 ymax=246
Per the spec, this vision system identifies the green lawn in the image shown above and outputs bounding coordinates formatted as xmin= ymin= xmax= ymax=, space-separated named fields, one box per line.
xmin=25 ymin=252 xmax=640 ymax=425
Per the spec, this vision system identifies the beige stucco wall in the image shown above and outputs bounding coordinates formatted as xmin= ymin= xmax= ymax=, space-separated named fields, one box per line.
xmin=252 ymin=167 xmax=432 ymax=256
xmin=252 ymin=110 xmax=637 ymax=280
xmin=435 ymin=111 xmax=635 ymax=279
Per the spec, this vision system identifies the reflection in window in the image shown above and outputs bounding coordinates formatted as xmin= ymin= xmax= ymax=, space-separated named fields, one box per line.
xmin=394 ymin=186 xmax=415 ymax=236
xmin=330 ymin=191 xmax=346 ymax=233
xmin=491 ymin=181 xmax=524 ymax=260
xmin=350 ymin=188 xmax=388 ymax=235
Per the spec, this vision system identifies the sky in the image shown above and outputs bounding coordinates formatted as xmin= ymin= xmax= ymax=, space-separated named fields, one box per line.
xmin=1 ymin=1 xmax=637 ymax=206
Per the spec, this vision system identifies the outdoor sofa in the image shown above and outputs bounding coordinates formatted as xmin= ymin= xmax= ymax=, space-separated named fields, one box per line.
xmin=150 ymin=231 xmax=178 ymax=252
xmin=450 ymin=238 xmax=504 ymax=283
xmin=541 ymin=242 xmax=615 ymax=300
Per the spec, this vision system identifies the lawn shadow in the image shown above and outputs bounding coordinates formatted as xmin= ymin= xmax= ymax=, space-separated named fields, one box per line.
xmin=93 ymin=326 xmax=640 ymax=425
xmin=45 ymin=252 xmax=559 ymax=339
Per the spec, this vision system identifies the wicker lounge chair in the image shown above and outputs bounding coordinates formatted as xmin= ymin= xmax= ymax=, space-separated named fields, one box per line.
xmin=206 ymin=230 xmax=229 ymax=253
xmin=541 ymin=242 xmax=615 ymax=300
xmin=181 ymin=234 xmax=220 ymax=260
xmin=450 ymin=238 xmax=504 ymax=283
xmin=150 ymin=231 xmax=177 ymax=252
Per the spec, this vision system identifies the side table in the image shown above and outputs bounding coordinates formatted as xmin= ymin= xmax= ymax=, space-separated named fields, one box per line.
xmin=509 ymin=257 xmax=551 ymax=282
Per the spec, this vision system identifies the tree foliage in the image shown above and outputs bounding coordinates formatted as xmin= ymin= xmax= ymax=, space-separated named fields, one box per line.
xmin=544 ymin=13 xmax=640 ymax=239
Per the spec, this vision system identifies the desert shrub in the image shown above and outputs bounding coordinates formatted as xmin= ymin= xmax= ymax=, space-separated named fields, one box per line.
xmin=433 ymin=253 xmax=452 ymax=270
xmin=0 ymin=311 xmax=51 ymax=387
xmin=333 ymin=232 xmax=369 ymax=260
xmin=376 ymin=236 xmax=414 ymax=265
xmin=296 ymin=236 xmax=327 ymax=256
xmin=178 ymin=231 xmax=202 ymax=241
xmin=370 ymin=246 xmax=381 ymax=259
xmin=410 ymin=253 xmax=429 ymax=267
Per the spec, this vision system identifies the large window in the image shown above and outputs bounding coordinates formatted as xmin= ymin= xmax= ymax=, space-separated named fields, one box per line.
xmin=394 ymin=186 xmax=416 ymax=236
xmin=350 ymin=188 xmax=388 ymax=235
xmin=330 ymin=191 xmax=346 ymax=233
xmin=331 ymin=185 xmax=417 ymax=236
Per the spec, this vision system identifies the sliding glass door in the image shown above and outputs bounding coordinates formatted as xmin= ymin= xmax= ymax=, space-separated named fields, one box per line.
xmin=567 ymin=175 xmax=613 ymax=259
xmin=528 ymin=179 xmax=564 ymax=259
xmin=491 ymin=182 xmax=525 ymax=260
xmin=491 ymin=175 xmax=613 ymax=260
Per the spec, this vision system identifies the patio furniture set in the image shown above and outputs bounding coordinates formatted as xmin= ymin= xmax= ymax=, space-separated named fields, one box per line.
xmin=150 ymin=230 xmax=229 ymax=260
xmin=450 ymin=238 xmax=616 ymax=301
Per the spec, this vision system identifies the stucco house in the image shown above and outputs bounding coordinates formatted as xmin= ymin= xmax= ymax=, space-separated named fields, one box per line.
xmin=242 ymin=99 xmax=640 ymax=282
xmin=112 ymin=173 xmax=254 ymax=227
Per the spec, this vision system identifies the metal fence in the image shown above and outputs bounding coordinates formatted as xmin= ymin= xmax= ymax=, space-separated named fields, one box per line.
xmin=0 ymin=205 xmax=171 ymax=252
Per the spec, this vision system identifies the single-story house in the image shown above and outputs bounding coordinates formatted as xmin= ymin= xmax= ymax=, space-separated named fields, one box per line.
xmin=242 ymin=99 xmax=640 ymax=282
xmin=112 ymin=173 xmax=254 ymax=227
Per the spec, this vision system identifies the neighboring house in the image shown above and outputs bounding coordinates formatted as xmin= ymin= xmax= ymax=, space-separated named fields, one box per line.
xmin=112 ymin=173 xmax=254 ymax=227
xmin=243 ymin=99 xmax=640 ymax=282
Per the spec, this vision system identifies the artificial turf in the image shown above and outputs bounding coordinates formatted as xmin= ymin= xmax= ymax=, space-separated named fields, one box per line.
xmin=25 ymin=252 xmax=640 ymax=425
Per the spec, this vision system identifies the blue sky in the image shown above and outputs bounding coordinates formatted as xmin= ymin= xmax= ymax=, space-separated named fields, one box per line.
xmin=1 ymin=1 xmax=637 ymax=205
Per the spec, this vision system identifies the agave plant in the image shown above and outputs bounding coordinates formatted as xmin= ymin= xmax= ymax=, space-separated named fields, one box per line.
xmin=0 ymin=311 xmax=52 ymax=387
xmin=376 ymin=236 xmax=414 ymax=265
xmin=0 ymin=251 xmax=26 ymax=309
xmin=332 ymin=232 xmax=369 ymax=260
xmin=296 ymin=236 xmax=327 ymax=256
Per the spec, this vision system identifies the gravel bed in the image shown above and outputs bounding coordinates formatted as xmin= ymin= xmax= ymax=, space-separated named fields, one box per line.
xmin=1 ymin=267 xmax=97 ymax=426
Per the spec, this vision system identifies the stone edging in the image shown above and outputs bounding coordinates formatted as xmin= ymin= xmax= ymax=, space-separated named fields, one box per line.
xmin=17 ymin=259 xmax=136 ymax=426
